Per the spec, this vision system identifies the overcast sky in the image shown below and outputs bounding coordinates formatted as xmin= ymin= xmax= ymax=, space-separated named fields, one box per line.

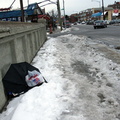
xmin=0 ymin=0 xmax=117 ymax=15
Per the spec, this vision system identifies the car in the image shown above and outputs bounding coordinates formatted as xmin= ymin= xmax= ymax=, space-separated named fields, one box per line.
xmin=73 ymin=22 xmax=77 ymax=25
xmin=93 ymin=20 xmax=107 ymax=29
xmin=105 ymin=20 xmax=111 ymax=25
xmin=81 ymin=21 xmax=86 ymax=24
xmin=109 ymin=20 xmax=115 ymax=25
xmin=63 ymin=20 xmax=71 ymax=28
xmin=86 ymin=20 xmax=94 ymax=25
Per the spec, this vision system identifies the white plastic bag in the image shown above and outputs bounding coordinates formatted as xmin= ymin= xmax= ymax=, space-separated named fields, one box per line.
xmin=25 ymin=70 xmax=44 ymax=87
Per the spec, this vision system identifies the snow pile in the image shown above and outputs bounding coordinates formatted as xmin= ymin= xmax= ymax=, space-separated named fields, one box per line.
xmin=61 ymin=28 xmax=71 ymax=33
xmin=61 ymin=26 xmax=79 ymax=33
xmin=0 ymin=33 xmax=120 ymax=120
xmin=71 ymin=27 xmax=79 ymax=31
xmin=55 ymin=34 xmax=120 ymax=120
xmin=11 ymin=83 xmax=66 ymax=120
xmin=0 ymin=37 xmax=70 ymax=120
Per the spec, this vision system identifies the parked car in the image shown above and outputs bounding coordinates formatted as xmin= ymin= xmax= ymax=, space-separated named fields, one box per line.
xmin=86 ymin=20 xmax=94 ymax=25
xmin=93 ymin=20 xmax=107 ymax=29
xmin=109 ymin=20 xmax=114 ymax=25
xmin=63 ymin=20 xmax=71 ymax=28
xmin=105 ymin=20 xmax=111 ymax=25
xmin=81 ymin=21 xmax=86 ymax=24
xmin=73 ymin=22 xmax=77 ymax=25
xmin=116 ymin=19 xmax=120 ymax=23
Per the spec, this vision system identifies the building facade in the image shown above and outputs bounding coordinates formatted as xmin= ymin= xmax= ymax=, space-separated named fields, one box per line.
xmin=70 ymin=1 xmax=120 ymax=22
xmin=70 ymin=13 xmax=79 ymax=23
xmin=108 ymin=1 xmax=120 ymax=19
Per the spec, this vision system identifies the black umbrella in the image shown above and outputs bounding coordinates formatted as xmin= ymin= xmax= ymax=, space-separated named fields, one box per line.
xmin=2 ymin=62 xmax=41 ymax=97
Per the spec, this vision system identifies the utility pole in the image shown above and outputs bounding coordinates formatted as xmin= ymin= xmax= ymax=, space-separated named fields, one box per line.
xmin=27 ymin=0 xmax=29 ymax=5
xmin=57 ymin=0 xmax=62 ymax=31
xmin=20 ymin=0 xmax=24 ymax=22
xmin=102 ymin=0 xmax=105 ymax=20
xmin=52 ymin=10 xmax=55 ymax=31
xmin=38 ymin=0 xmax=62 ymax=30
xmin=38 ymin=0 xmax=62 ymax=31
xmin=63 ymin=0 xmax=66 ymax=29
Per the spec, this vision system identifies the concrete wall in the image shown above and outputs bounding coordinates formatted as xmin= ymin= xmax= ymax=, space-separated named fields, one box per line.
xmin=0 ymin=20 xmax=47 ymax=111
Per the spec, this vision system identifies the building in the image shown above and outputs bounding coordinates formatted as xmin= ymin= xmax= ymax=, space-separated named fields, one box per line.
xmin=0 ymin=3 xmax=50 ymax=22
xmin=91 ymin=7 xmax=113 ymax=20
xmin=108 ymin=1 xmax=120 ymax=19
xmin=79 ymin=9 xmax=92 ymax=21
xmin=108 ymin=1 xmax=120 ymax=9
xmin=73 ymin=1 xmax=120 ymax=22
xmin=70 ymin=13 xmax=79 ymax=23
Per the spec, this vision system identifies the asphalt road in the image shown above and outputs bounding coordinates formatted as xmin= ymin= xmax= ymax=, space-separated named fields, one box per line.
xmin=51 ymin=24 xmax=120 ymax=48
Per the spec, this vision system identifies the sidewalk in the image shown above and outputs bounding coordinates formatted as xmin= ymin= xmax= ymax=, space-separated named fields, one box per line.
xmin=46 ymin=26 xmax=61 ymax=34
xmin=0 ymin=29 xmax=120 ymax=120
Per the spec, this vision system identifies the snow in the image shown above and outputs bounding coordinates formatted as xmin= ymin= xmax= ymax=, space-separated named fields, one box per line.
xmin=61 ymin=26 xmax=80 ymax=33
xmin=0 ymin=27 xmax=120 ymax=120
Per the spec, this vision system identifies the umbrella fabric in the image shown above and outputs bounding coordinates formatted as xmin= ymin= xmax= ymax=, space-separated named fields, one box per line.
xmin=2 ymin=62 xmax=40 ymax=96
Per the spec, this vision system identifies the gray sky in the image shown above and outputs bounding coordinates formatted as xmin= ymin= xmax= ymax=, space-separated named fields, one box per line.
xmin=0 ymin=0 xmax=117 ymax=15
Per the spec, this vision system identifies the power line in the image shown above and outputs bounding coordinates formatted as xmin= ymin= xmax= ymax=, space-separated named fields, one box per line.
xmin=9 ymin=0 xmax=16 ymax=8
xmin=0 ymin=0 xmax=16 ymax=11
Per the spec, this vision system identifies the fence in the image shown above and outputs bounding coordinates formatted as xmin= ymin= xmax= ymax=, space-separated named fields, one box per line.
xmin=0 ymin=20 xmax=47 ymax=111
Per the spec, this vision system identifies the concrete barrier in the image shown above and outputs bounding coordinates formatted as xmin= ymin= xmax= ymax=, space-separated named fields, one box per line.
xmin=0 ymin=20 xmax=47 ymax=111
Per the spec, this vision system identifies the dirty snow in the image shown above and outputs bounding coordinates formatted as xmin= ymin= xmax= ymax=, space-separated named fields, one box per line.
xmin=0 ymin=28 xmax=120 ymax=120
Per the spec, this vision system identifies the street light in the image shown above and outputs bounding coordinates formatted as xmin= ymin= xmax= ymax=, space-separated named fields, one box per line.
xmin=96 ymin=1 xmax=101 ymax=7
xmin=39 ymin=0 xmax=62 ymax=31
xmin=91 ymin=0 xmax=101 ymax=7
